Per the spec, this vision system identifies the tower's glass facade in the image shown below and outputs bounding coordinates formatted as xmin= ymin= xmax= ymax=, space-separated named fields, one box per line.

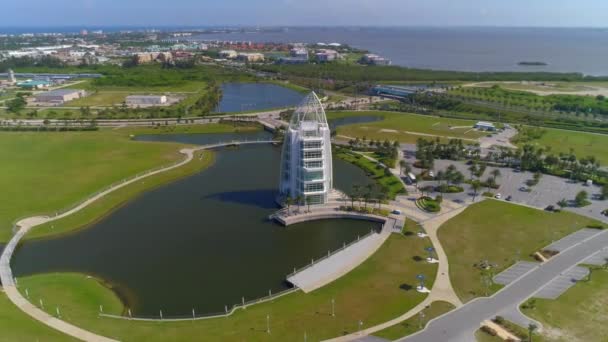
xmin=279 ymin=92 xmax=333 ymax=205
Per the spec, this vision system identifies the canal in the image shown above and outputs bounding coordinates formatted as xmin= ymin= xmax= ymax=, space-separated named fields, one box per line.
xmin=13 ymin=132 xmax=381 ymax=317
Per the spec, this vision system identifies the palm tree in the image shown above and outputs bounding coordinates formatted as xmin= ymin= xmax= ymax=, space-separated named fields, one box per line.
xmin=353 ymin=184 xmax=362 ymax=207
xmin=295 ymin=195 xmax=303 ymax=212
xmin=285 ymin=196 xmax=293 ymax=216
xmin=528 ymin=323 xmax=538 ymax=342
xmin=399 ymin=160 xmax=407 ymax=176
xmin=305 ymin=196 xmax=312 ymax=212
xmin=378 ymin=188 xmax=389 ymax=210
xmin=491 ymin=169 xmax=501 ymax=183
xmin=436 ymin=170 xmax=445 ymax=194
xmin=471 ymin=182 xmax=481 ymax=202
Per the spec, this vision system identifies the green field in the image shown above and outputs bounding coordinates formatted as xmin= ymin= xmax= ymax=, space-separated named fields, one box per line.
xmin=0 ymin=290 xmax=76 ymax=342
xmin=0 ymin=123 xmax=255 ymax=243
xmin=516 ymin=127 xmax=608 ymax=165
xmin=15 ymin=233 xmax=436 ymax=341
xmin=373 ymin=301 xmax=455 ymax=340
xmin=437 ymin=200 xmax=602 ymax=303
xmin=522 ymin=267 xmax=608 ymax=342
xmin=335 ymin=147 xmax=406 ymax=199
xmin=327 ymin=111 xmax=486 ymax=143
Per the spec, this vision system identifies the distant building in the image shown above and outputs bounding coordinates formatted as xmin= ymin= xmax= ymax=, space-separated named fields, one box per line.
xmin=219 ymin=50 xmax=238 ymax=59
xmin=315 ymin=49 xmax=339 ymax=62
xmin=474 ymin=121 xmax=496 ymax=131
xmin=16 ymin=80 xmax=51 ymax=89
xmin=290 ymin=48 xmax=309 ymax=59
xmin=360 ymin=54 xmax=392 ymax=66
xmin=277 ymin=56 xmax=309 ymax=64
xmin=7 ymin=69 xmax=16 ymax=84
xmin=236 ymin=52 xmax=265 ymax=62
xmin=126 ymin=95 xmax=167 ymax=106
xmin=34 ymin=89 xmax=86 ymax=104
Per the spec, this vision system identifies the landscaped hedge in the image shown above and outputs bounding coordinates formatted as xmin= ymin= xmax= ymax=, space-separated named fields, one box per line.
xmin=416 ymin=196 xmax=441 ymax=212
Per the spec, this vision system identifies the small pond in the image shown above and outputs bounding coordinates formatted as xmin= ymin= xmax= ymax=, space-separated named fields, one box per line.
xmin=214 ymin=83 xmax=305 ymax=113
xmin=13 ymin=132 xmax=380 ymax=317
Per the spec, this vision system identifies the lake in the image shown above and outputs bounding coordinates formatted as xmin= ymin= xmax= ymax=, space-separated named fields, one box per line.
xmin=192 ymin=27 xmax=608 ymax=76
xmin=13 ymin=132 xmax=380 ymax=317
xmin=214 ymin=82 xmax=305 ymax=113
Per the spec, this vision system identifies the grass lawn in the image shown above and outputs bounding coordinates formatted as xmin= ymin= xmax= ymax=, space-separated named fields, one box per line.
xmin=0 ymin=290 xmax=77 ymax=342
xmin=326 ymin=111 xmax=486 ymax=143
xmin=0 ymin=123 xmax=257 ymax=243
xmin=437 ymin=199 xmax=603 ymax=303
xmin=16 ymin=233 xmax=437 ymax=341
xmin=26 ymin=150 xmax=215 ymax=241
xmin=335 ymin=148 xmax=406 ymax=199
xmin=516 ymin=127 xmax=608 ymax=165
xmin=373 ymin=301 xmax=455 ymax=340
xmin=522 ymin=267 xmax=608 ymax=342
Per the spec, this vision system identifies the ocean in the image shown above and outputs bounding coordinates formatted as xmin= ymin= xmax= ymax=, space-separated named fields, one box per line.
xmin=190 ymin=27 xmax=608 ymax=76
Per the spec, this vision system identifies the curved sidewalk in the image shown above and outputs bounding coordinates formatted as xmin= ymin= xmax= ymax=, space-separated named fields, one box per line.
xmin=0 ymin=141 xmax=276 ymax=341
xmin=323 ymin=204 xmax=467 ymax=342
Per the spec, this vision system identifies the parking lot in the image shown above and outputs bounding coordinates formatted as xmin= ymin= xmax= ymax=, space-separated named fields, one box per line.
xmin=404 ymin=153 xmax=607 ymax=222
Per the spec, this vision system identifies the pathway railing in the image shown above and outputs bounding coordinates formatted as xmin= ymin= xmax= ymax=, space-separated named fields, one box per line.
xmin=98 ymin=286 xmax=299 ymax=322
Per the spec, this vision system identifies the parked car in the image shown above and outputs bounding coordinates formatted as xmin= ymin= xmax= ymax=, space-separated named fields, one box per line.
xmin=428 ymin=171 xmax=435 ymax=178
xmin=545 ymin=205 xmax=555 ymax=212
xmin=506 ymin=195 xmax=512 ymax=201
xmin=519 ymin=186 xmax=531 ymax=192
xmin=391 ymin=209 xmax=402 ymax=215
xmin=495 ymin=193 xmax=502 ymax=199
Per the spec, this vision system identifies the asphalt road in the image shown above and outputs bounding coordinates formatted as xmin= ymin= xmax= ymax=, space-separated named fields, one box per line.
xmin=399 ymin=229 xmax=608 ymax=342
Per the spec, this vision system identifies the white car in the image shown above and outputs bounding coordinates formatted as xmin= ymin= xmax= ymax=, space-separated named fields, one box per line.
xmin=495 ymin=193 xmax=502 ymax=199
xmin=428 ymin=171 xmax=435 ymax=177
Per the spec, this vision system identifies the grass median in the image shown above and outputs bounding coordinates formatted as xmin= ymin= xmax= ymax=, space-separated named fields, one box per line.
xmin=437 ymin=199 xmax=603 ymax=303
xmin=327 ymin=111 xmax=485 ymax=143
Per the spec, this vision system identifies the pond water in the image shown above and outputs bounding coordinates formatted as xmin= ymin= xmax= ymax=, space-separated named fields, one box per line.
xmin=13 ymin=132 xmax=379 ymax=317
xmin=214 ymin=82 xmax=305 ymax=113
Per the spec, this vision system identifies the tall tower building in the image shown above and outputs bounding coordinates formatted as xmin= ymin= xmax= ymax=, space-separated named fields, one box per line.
xmin=279 ymin=92 xmax=333 ymax=205
xmin=7 ymin=69 xmax=16 ymax=84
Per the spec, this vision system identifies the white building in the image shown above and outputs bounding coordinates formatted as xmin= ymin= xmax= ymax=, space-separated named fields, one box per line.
xmin=315 ymin=49 xmax=339 ymax=62
xmin=279 ymin=92 xmax=333 ymax=205
xmin=34 ymin=89 xmax=86 ymax=104
xmin=236 ymin=52 xmax=265 ymax=62
xmin=126 ymin=95 xmax=167 ymax=106
xmin=474 ymin=121 xmax=496 ymax=131
xmin=219 ymin=50 xmax=238 ymax=59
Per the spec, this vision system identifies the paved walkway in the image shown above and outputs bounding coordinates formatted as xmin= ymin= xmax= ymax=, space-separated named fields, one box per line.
xmin=288 ymin=225 xmax=392 ymax=293
xmin=399 ymin=229 xmax=608 ymax=342
xmin=0 ymin=141 xmax=276 ymax=342
xmin=324 ymin=205 xmax=467 ymax=342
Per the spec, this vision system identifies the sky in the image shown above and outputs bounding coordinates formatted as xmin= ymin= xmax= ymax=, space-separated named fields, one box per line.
xmin=3 ymin=0 xmax=608 ymax=28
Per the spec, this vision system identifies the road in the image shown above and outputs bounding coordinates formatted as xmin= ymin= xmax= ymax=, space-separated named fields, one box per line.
xmin=399 ymin=229 xmax=608 ymax=342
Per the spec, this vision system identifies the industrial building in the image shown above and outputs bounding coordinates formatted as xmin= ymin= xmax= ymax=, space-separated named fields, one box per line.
xmin=360 ymin=54 xmax=392 ymax=66
xmin=236 ymin=52 xmax=265 ymax=62
xmin=126 ymin=95 xmax=167 ymax=106
xmin=474 ymin=121 xmax=497 ymax=131
xmin=34 ymin=89 xmax=86 ymax=104
xmin=279 ymin=92 xmax=333 ymax=205
xmin=16 ymin=80 xmax=51 ymax=89
xmin=315 ymin=49 xmax=339 ymax=62
xmin=219 ymin=50 xmax=238 ymax=59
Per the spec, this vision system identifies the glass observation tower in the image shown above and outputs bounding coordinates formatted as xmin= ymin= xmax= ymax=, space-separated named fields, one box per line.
xmin=279 ymin=92 xmax=333 ymax=205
